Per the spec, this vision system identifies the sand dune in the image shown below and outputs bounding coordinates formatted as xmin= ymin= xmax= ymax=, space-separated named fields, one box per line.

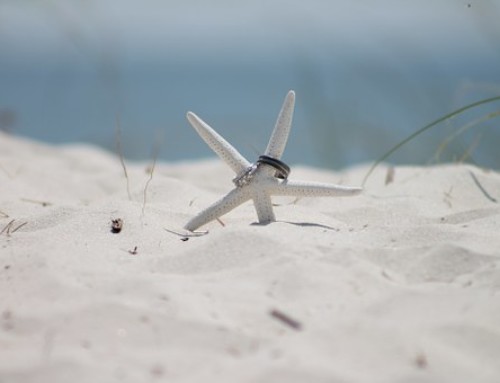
xmin=1 ymin=132 xmax=499 ymax=382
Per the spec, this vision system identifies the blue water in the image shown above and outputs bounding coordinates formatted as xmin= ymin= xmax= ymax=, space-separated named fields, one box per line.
xmin=1 ymin=1 xmax=500 ymax=169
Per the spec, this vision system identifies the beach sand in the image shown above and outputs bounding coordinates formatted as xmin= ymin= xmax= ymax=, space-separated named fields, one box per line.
xmin=1 ymin=132 xmax=500 ymax=382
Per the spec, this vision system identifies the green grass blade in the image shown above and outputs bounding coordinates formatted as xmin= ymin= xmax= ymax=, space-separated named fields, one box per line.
xmin=362 ymin=96 xmax=500 ymax=186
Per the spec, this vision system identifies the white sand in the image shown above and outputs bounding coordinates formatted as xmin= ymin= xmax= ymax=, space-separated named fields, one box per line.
xmin=1 ymin=132 xmax=500 ymax=383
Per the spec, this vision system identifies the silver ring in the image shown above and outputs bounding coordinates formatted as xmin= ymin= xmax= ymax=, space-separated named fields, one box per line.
xmin=233 ymin=163 xmax=258 ymax=187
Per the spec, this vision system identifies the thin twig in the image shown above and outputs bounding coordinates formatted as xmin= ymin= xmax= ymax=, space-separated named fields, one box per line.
xmin=164 ymin=227 xmax=209 ymax=238
xmin=0 ymin=210 xmax=8 ymax=218
xmin=469 ymin=171 xmax=497 ymax=203
xmin=270 ymin=309 xmax=303 ymax=331
xmin=0 ymin=219 xmax=27 ymax=236
xmin=21 ymin=198 xmax=52 ymax=207
xmin=115 ymin=116 xmax=132 ymax=201
xmin=0 ymin=220 xmax=14 ymax=235
xmin=142 ymin=142 xmax=160 ymax=216
xmin=10 ymin=221 xmax=27 ymax=234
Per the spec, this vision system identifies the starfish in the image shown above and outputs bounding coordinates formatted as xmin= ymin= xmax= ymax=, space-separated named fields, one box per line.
xmin=184 ymin=90 xmax=362 ymax=231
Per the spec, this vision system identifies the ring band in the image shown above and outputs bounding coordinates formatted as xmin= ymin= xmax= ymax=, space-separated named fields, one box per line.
xmin=233 ymin=155 xmax=290 ymax=187
xmin=257 ymin=155 xmax=290 ymax=180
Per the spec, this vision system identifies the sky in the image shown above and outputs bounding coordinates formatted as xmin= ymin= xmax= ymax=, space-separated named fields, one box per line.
xmin=1 ymin=1 xmax=497 ymax=60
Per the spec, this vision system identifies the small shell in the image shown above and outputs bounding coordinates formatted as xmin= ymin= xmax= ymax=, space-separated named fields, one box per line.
xmin=111 ymin=218 xmax=123 ymax=233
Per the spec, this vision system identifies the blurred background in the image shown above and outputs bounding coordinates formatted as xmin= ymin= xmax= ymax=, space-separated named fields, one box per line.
xmin=1 ymin=0 xmax=499 ymax=169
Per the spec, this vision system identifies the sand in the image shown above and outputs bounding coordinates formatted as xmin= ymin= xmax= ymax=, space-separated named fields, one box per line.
xmin=1 ymin=131 xmax=500 ymax=383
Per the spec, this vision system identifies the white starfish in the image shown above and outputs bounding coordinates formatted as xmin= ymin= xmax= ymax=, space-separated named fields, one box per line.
xmin=184 ymin=90 xmax=362 ymax=231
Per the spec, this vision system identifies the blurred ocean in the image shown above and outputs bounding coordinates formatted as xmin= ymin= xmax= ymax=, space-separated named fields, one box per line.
xmin=1 ymin=1 xmax=499 ymax=169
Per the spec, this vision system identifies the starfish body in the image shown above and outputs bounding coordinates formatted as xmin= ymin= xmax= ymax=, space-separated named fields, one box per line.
xmin=184 ymin=90 xmax=361 ymax=231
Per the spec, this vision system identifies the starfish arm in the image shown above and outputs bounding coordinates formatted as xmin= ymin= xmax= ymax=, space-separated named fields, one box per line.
xmin=252 ymin=191 xmax=276 ymax=223
xmin=184 ymin=188 xmax=251 ymax=231
xmin=270 ymin=180 xmax=362 ymax=197
xmin=187 ymin=112 xmax=251 ymax=174
xmin=264 ymin=90 xmax=295 ymax=159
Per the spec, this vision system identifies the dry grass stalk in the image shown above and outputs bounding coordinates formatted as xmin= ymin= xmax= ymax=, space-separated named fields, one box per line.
xmin=115 ymin=116 xmax=132 ymax=201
